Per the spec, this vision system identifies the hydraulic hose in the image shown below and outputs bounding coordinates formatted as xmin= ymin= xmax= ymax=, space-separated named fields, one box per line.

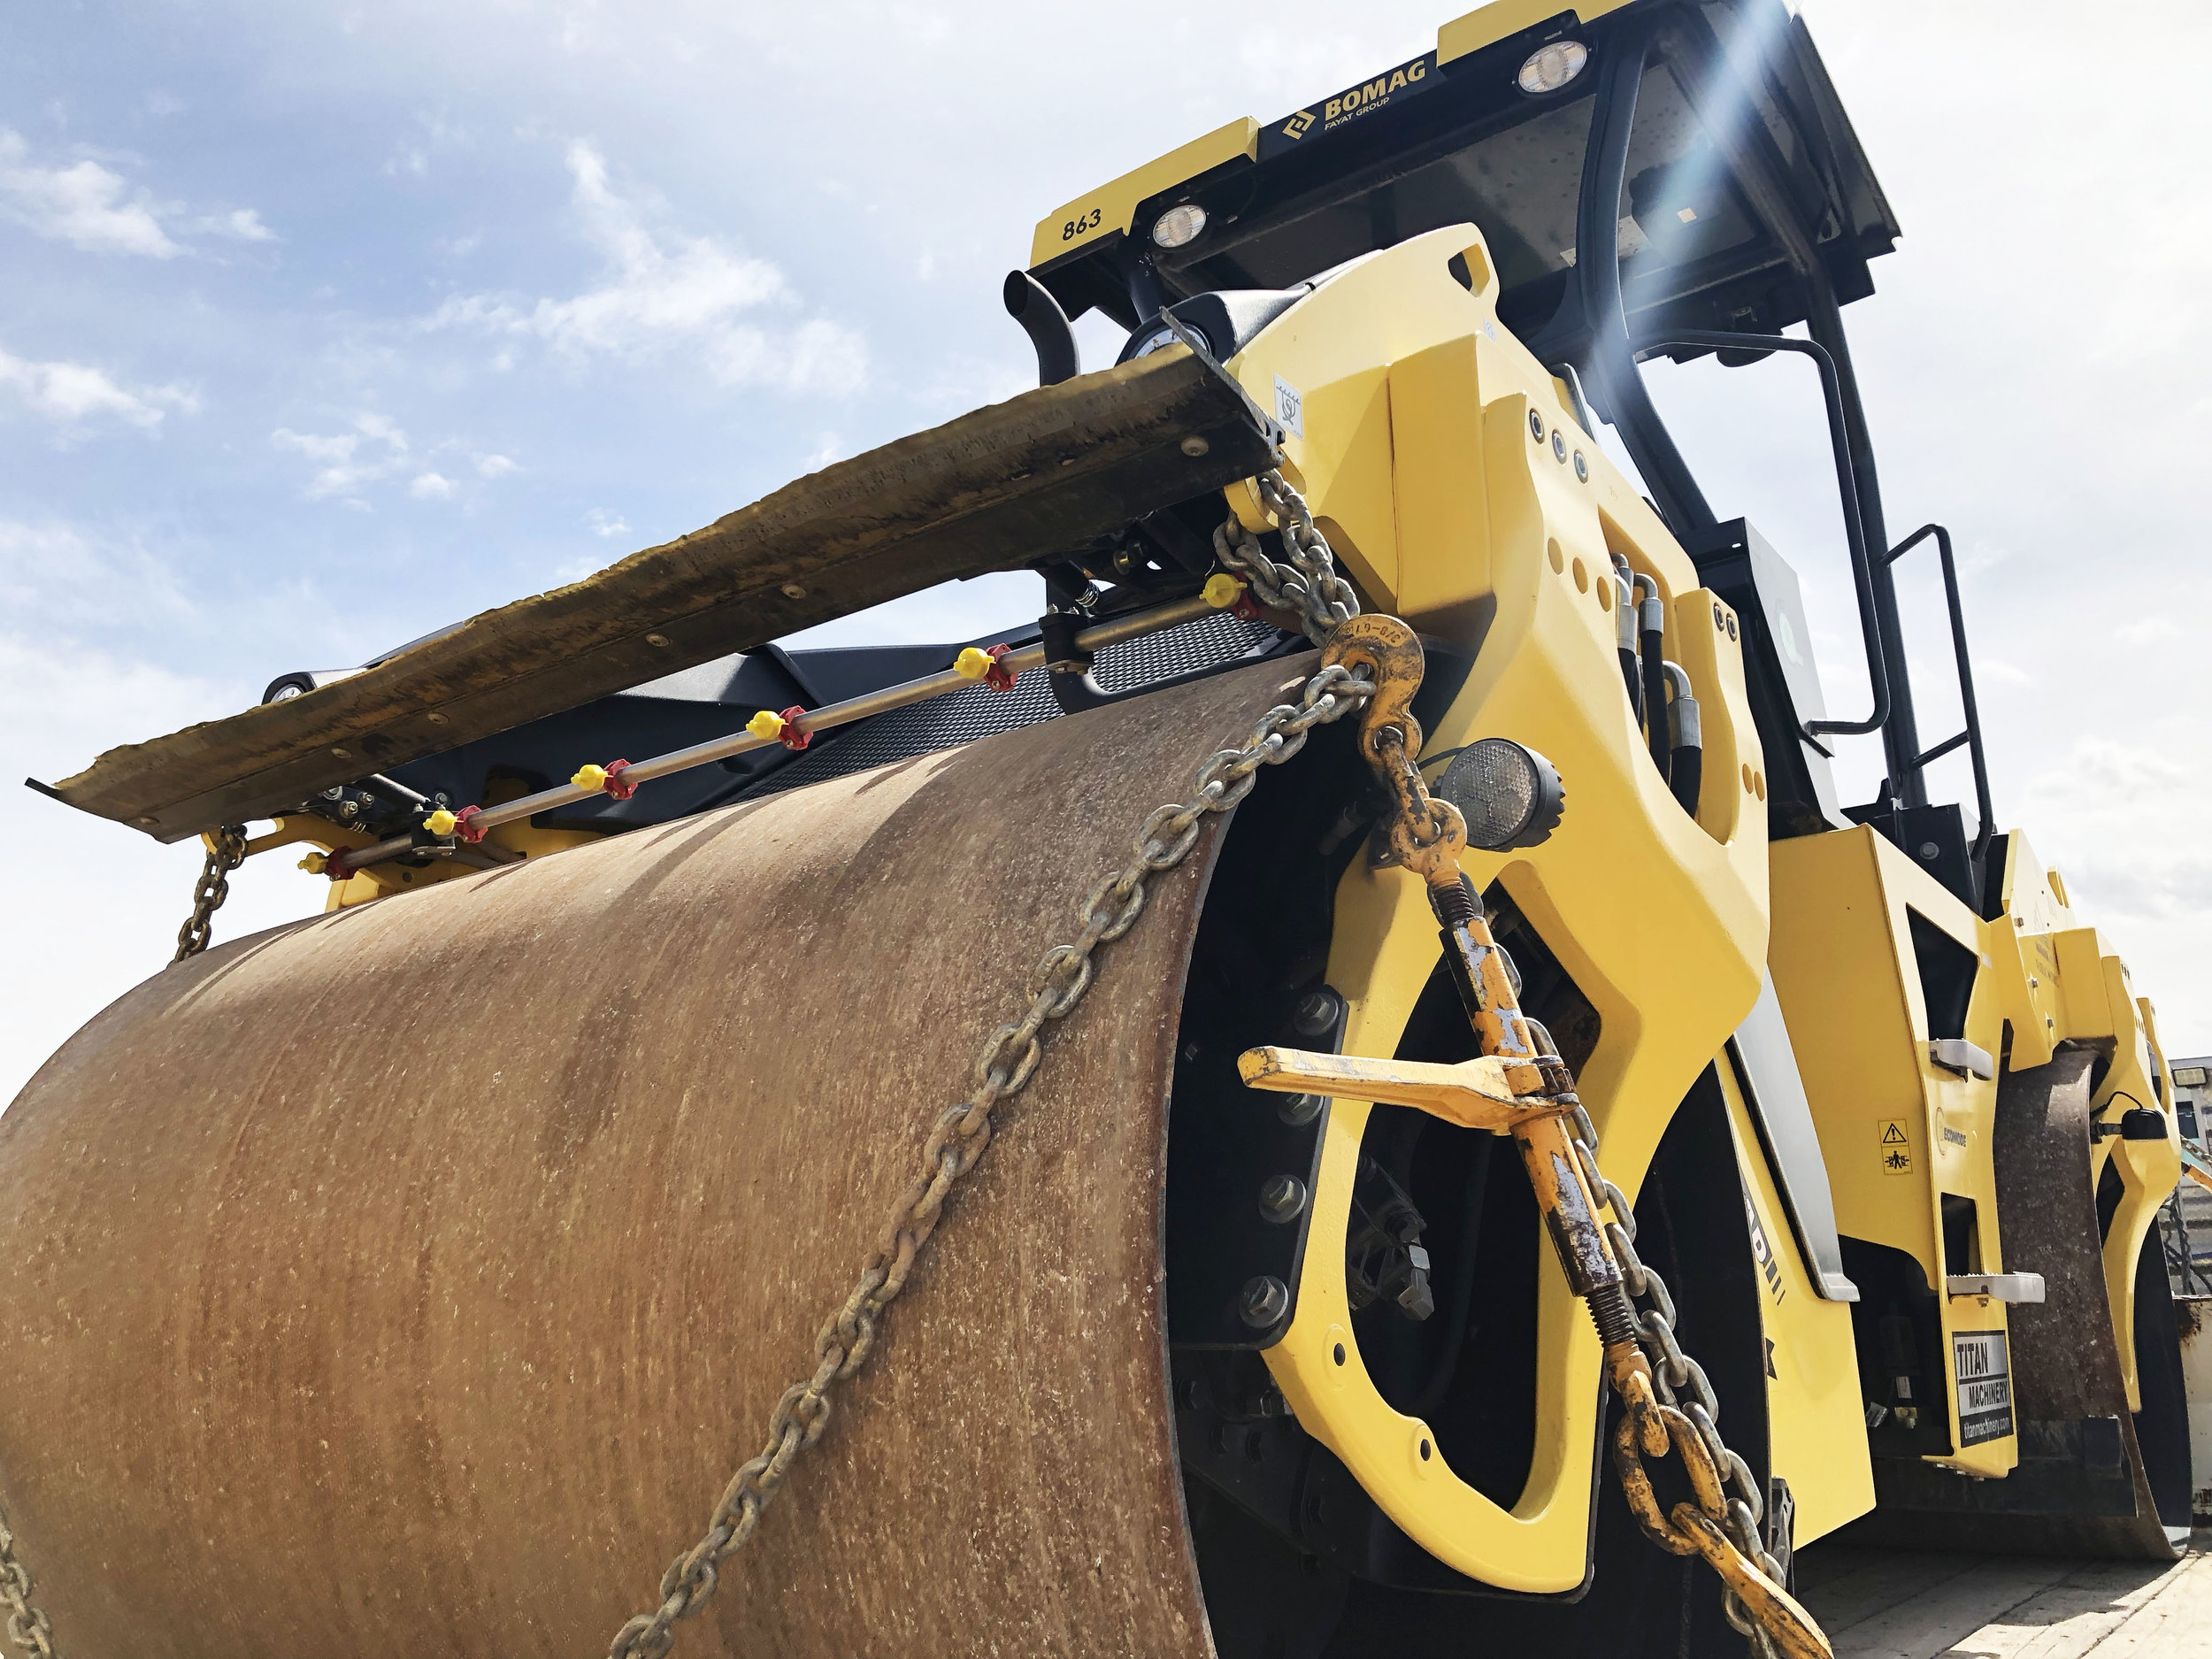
xmin=1634 ymin=576 xmax=1670 ymax=781
xmin=1610 ymin=554 xmax=1642 ymax=718
xmin=1661 ymin=662 xmax=1703 ymax=818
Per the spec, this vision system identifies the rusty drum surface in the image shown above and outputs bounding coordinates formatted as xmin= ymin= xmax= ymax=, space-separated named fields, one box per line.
xmin=0 ymin=658 xmax=1314 ymax=1658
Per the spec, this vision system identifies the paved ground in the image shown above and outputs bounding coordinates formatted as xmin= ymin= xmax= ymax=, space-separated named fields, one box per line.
xmin=1797 ymin=1533 xmax=2211 ymax=1657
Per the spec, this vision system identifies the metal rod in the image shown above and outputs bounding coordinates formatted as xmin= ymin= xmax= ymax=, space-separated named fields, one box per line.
xmin=345 ymin=833 xmax=415 ymax=868
xmin=1572 ymin=23 xmax=1719 ymax=542
xmin=1913 ymin=731 xmax=1970 ymax=770
xmin=343 ymin=589 xmax=1236 ymax=875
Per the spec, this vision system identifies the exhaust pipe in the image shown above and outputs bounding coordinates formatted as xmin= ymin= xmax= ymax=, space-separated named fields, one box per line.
xmin=1003 ymin=270 xmax=1080 ymax=387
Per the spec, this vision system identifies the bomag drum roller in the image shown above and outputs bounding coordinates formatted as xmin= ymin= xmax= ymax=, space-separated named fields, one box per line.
xmin=6 ymin=3 xmax=2193 ymax=1655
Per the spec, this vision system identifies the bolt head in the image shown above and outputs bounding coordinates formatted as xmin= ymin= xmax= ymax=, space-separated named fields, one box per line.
xmin=1258 ymin=1174 xmax=1309 ymax=1224
xmin=1179 ymin=434 xmax=1211 ymax=457
xmin=1292 ymin=989 xmax=1339 ymax=1036
xmin=1238 ymin=1275 xmax=1291 ymax=1330
xmin=1527 ymin=408 xmax=1545 ymax=442
xmin=1277 ymin=1092 xmax=1324 ymax=1128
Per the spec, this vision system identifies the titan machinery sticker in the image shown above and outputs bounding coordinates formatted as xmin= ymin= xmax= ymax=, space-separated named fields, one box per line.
xmin=1952 ymin=1330 xmax=2015 ymax=1446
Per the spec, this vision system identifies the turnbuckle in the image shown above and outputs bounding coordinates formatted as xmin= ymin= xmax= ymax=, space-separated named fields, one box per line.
xmin=1238 ymin=611 xmax=1832 ymax=1659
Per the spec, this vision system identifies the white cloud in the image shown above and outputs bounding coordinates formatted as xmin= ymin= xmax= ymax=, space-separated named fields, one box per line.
xmin=2016 ymin=739 xmax=2212 ymax=926
xmin=0 ymin=130 xmax=177 ymax=257
xmin=586 ymin=507 xmax=629 ymax=538
xmin=384 ymin=111 xmax=472 ymax=180
xmin=271 ymin=412 xmax=411 ymax=498
xmin=273 ymin=420 xmax=514 ymax=504
xmin=2115 ymin=616 xmax=2188 ymax=646
xmin=0 ymin=518 xmax=195 ymax=631
xmin=196 ymin=206 xmax=277 ymax=243
xmin=0 ymin=345 xmax=196 ymax=428
xmin=0 ymin=129 xmax=275 ymax=257
xmin=428 ymin=140 xmax=865 ymax=394
xmin=0 ymin=627 xmax=319 ymax=1106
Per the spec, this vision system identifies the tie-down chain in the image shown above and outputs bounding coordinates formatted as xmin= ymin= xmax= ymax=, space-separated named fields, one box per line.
xmin=1247 ymin=602 xmax=1830 ymax=1659
xmin=93 ymin=466 xmax=1824 ymax=1659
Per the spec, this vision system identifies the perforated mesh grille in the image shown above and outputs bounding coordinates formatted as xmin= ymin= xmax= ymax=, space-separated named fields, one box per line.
xmin=738 ymin=611 xmax=1286 ymax=801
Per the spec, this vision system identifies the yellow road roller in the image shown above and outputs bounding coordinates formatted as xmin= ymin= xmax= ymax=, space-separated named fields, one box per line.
xmin=10 ymin=2 xmax=2192 ymax=1655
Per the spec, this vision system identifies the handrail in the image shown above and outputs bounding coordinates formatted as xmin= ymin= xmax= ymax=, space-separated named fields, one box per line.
xmin=1631 ymin=328 xmax=1889 ymax=741
xmin=1885 ymin=524 xmax=1995 ymax=859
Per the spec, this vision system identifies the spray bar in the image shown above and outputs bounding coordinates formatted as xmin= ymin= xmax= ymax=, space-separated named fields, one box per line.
xmin=329 ymin=584 xmax=1255 ymax=878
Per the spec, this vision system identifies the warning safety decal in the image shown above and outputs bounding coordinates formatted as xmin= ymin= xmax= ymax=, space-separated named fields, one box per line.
xmin=1952 ymin=1329 xmax=2015 ymax=1446
xmin=1878 ymin=1118 xmax=1913 ymax=1177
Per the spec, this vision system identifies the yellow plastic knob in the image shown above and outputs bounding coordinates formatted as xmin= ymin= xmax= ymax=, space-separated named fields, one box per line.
xmin=1202 ymin=573 xmax=1246 ymax=609
xmin=953 ymin=646 xmax=995 ymax=680
xmin=424 ymin=808 xmax=458 ymax=837
xmin=297 ymin=852 xmax=328 ymax=875
xmin=746 ymin=709 xmax=787 ymax=741
xmin=572 ymin=764 xmax=611 ymax=792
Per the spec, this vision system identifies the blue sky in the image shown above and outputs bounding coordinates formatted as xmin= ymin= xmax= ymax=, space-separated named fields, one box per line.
xmin=4 ymin=0 xmax=2209 ymax=1095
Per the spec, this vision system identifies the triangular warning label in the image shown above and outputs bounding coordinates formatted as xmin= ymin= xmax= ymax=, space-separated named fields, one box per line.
xmin=1881 ymin=1123 xmax=1909 ymax=1144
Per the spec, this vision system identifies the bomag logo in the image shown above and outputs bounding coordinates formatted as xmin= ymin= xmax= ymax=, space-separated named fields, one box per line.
xmin=1281 ymin=110 xmax=1316 ymax=141
xmin=1322 ymin=56 xmax=1430 ymax=127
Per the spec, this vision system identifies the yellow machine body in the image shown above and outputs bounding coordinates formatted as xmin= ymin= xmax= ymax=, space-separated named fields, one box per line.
xmin=1996 ymin=837 xmax=2182 ymax=1410
xmin=12 ymin=1 xmax=2194 ymax=1649
xmin=1185 ymin=222 xmax=1875 ymax=1587
xmin=1770 ymin=826 xmax=2018 ymax=1479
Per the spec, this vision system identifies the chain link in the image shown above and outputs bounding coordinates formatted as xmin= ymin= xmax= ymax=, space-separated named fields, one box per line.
xmin=605 ymin=472 xmax=1370 ymax=1659
xmin=0 ymin=833 xmax=254 ymax=1659
xmin=0 ymin=1509 xmax=58 ymax=1659
xmin=1582 ymin=1110 xmax=1788 ymax=1653
xmin=1212 ymin=472 xmax=1360 ymax=645
xmin=36 ymin=465 xmax=1787 ymax=1655
xmin=172 ymin=825 xmax=249 ymax=963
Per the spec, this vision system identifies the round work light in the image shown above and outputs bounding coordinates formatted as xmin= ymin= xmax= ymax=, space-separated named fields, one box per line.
xmin=1436 ymin=739 xmax=1565 ymax=850
xmin=1151 ymin=204 xmax=1208 ymax=249
xmin=1517 ymin=40 xmax=1589 ymax=96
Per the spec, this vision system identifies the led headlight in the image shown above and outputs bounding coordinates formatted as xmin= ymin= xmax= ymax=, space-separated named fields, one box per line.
xmin=1436 ymin=739 xmax=1564 ymax=850
xmin=1517 ymin=40 xmax=1589 ymax=96
xmin=1151 ymin=204 xmax=1208 ymax=249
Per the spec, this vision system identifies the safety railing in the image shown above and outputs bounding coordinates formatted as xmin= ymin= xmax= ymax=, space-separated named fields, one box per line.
xmin=1883 ymin=524 xmax=1994 ymax=859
